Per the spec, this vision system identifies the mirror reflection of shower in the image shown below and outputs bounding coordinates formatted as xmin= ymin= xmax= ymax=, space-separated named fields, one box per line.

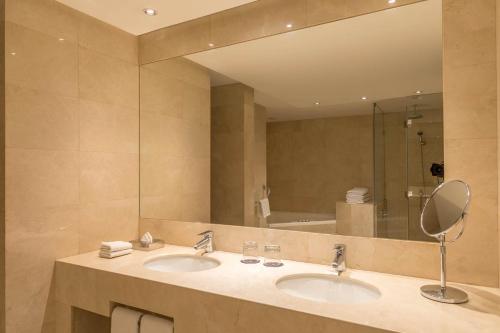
xmin=374 ymin=93 xmax=444 ymax=241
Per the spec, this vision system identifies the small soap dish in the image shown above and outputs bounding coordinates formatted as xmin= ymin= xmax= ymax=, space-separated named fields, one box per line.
xmin=131 ymin=239 xmax=165 ymax=251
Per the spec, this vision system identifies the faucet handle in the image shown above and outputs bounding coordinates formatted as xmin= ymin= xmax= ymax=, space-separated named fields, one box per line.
xmin=334 ymin=244 xmax=346 ymax=255
xmin=198 ymin=230 xmax=213 ymax=237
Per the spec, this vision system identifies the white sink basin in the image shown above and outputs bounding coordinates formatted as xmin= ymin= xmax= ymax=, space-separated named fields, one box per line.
xmin=144 ymin=254 xmax=220 ymax=273
xmin=276 ymin=273 xmax=381 ymax=304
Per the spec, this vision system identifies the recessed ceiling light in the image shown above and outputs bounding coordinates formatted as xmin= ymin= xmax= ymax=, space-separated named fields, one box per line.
xmin=286 ymin=23 xmax=293 ymax=29
xmin=314 ymin=101 xmax=320 ymax=106
xmin=10 ymin=52 xmax=16 ymax=56
xmin=361 ymin=96 xmax=368 ymax=100
xmin=388 ymin=0 xmax=396 ymax=4
xmin=208 ymin=43 xmax=215 ymax=48
xmin=143 ymin=8 xmax=157 ymax=16
xmin=58 ymin=38 xmax=65 ymax=42
xmin=415 ymin=90 xmax=422 ymax=94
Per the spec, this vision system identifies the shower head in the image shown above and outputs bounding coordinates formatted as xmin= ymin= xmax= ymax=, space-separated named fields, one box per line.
xmin=407 ymin=104 xmax=424 ymax=120
xmin=408 ymin=113 xmax=423 ymax=120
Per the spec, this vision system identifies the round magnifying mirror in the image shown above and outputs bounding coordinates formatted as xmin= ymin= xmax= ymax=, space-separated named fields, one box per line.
xmin=420 ymin=180 xmax=471 ymax=304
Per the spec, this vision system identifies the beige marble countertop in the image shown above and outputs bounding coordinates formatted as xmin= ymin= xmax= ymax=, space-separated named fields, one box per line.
xmin=58 ymin=245 xmax=500 ymax=333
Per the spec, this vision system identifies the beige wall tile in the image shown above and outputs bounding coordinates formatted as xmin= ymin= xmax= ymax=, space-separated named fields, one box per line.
xmin=141 ymin=196 xmax=183 ymax=221
xmin=443 ymin=0 xmax=496 ymax=68
xmin=79 ymin=47 xmax=139 ymax=108
xmin=268 ymin=115 xmax=373 ymax=215
xmin=140 ymin=58 xmax=210 ymax=220
xmin=444 ymin=62 xmax=496 ymax=139
xmin=6 ymin=84 xmax=79 ymax=150
xmin=210 ymin=0 xmax=307 ymax=48
xmin=6 ymin=227 xmax=78 ymax=333
xmin=5 ymin=22 xmax=78 ymax=97
xmin=78 ymin=13 xmax=138 ymax=64
xmin=5 ymin=148 xmax=79 ymax=230
xmin=79 ymin=198 xmax=138 ymax=252
xmin=497 ymin=0 xmax=500 ymax=288
xmin=445 ymin=138 xmax=498 ymax=286
xmin=79 ymin=99 xmax=139 ymax=154
xmin=306 ymin=0 xmax=424 ymax=26
xmin=6 ymin=0 xmax=79 ymax=42
xmin=144 ymin=57 xmax=210 ymax=89
xmin=140 ymin=17 xmax=211 ymax=64
xmin=80 ymin=152 xmax=139 ymax=204
xmin=140 ymin=67 xmax=183 ymax=118
xmin=4 ymin=1 xmax=141 ymax=331
xmin=140 ymin=154 xmax=184 ymax=197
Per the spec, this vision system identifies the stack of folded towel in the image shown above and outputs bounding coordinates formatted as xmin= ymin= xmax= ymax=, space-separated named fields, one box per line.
xmin=346 ymin=187 xmax=371 ymax=204
xmin=99 ymin=241 xmax=133 ymax=259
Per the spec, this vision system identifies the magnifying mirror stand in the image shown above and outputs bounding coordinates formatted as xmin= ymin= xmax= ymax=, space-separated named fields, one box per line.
xmin=420 ymin=235 xmax=468 ymax=304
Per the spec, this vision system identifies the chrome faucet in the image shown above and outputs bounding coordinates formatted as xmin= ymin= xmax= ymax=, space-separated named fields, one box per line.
xmin=332 ymin=244 xmax=346 ymax=275
xmin=194 ymin=230 xmax=214 ymax=255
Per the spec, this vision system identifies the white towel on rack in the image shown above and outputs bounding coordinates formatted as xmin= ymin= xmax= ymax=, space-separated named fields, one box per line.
xmin=111 ymin=306 xmax=143 ymax=333
xmin=259 ymin=198 xmax=271 ymax=218
xmin=140 ymin=314 xmax=174 ymax=333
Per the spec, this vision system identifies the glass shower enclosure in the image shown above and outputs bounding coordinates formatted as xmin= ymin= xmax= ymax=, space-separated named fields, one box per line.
xmin=373 ymin=93 xmax=444 ymax=241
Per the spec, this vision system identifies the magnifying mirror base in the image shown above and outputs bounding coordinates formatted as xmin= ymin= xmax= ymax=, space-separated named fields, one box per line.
xmin=420 ymin=285 xmax=468 ymax=304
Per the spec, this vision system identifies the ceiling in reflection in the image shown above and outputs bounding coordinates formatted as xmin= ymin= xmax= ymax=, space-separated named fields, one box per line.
xmin=56 ymin=0 xmax=256 ymax=35
xmin=186 ymin=0 xmax=442 ymax=121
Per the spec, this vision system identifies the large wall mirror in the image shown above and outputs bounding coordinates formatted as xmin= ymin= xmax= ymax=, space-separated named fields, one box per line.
xmin=140 ymin=0 xmax=443 ymax=242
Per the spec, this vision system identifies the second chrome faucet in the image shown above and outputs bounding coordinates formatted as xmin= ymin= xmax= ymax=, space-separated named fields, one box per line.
xmin=194 ymin=230 xmax=214 ymax=255
xmin=332 ymin=244 xmax=346 ymax=275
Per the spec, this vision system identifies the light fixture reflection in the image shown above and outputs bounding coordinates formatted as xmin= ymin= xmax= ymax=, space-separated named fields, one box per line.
xmin=143 ymin=8 xmax=157 ymax=16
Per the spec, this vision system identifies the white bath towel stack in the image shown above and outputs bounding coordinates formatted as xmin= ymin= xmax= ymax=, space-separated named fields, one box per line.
xmin=99 ymin=241 xmax=133 ymax=259
xmin=346 ymin=187 xmax=371 ymax=204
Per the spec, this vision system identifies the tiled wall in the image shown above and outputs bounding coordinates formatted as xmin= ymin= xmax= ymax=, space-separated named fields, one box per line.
xmin=139 ymin=0 xmax=425 ymax=65
xmin=4 ymin=0 xmax=140 ymax=331
xmin=0 ymin=0 xmax=5 ymax=330
xmin=442 ymin=0 xmax=498 ymax=287
xmin=140 ymin=58 xmax=211 ymax=222
xmin=138 ymin=0 xmax=500 ymax=288
xmin=210 ymin=83 xmax=267 ymax=227
xmin=211 ymin=84 xmax=254 ymax=226
xmin=498 ymin=0 xmax=500 ymax=287
xmin=267 ymin=115 xmax=373 ymax=215
xmin=254 ymin=104 xmax=268 ymax=227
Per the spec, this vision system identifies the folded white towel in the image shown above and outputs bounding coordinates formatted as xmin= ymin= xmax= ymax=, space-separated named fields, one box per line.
xmin=347 ymin=200 xmax=371 ymax=204
xmin=347 ymin=196 xmax=371 ymax=203
xmin=101 ymin=241 xmax=133 ymax=252
xmin=140 ymin=314 xmax=174 ymax=333
xmin=111 ymin=306 xmax=143 ymax=333
xmin=99 ymin=249 xmax=132 ymax=259
xmin=259 ymin=198 xmax=271 ymax=218
xmin=347 ymin=187 xmax=369 ymax=195
xmin=346 ymin=193 xmax=371 ymax=199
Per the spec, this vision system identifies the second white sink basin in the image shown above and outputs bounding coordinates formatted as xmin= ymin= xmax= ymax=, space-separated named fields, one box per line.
xmin=276 ymin=273 xmax=381 ymax=304
xmin=144 ymin=254 xmax=220 ymax=273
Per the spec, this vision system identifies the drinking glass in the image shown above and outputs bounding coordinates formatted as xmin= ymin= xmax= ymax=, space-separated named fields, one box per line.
xmin=263 ymin=244 xmax=283 ymax=267
xmin=241 ymin=241 xmax=260 ymax=264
